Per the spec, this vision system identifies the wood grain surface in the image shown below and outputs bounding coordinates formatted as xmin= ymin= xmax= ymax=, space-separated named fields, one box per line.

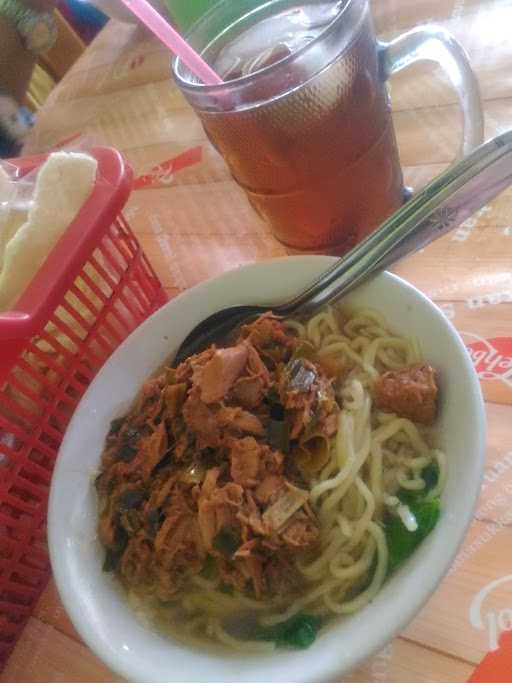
xmin=3 ymin=0 xmax=512 ymax=680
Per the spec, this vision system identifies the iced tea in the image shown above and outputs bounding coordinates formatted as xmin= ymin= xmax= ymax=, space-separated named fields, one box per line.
xmin=176 ymin=0 xmax=404 ymax=251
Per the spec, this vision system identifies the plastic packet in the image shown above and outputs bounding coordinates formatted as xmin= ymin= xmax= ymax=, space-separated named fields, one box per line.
xmin=0 ymin=149 xmax=98 ymax=312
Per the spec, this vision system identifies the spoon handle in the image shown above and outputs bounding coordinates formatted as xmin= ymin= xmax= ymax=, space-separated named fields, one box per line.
xmin=277 ymin=131 xmax=512 ymax=317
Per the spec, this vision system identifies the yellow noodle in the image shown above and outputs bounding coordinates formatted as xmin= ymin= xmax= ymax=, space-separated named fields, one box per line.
xmin=362 ymin=337 xmax=413 ymax=369
xmin=329 ymin=535 xmax=376 ymax=580
xmin=283 ymin=320 xmax=306 ymax=337
xmin=426 ymin=449 xmax=447 ymax=500
xmin=210 ymin=619 xmax=276 ymax=654
xmin=140 ymin=305 xmax=445 ymax=650
xmin=396 ymin=470 xmax=426 ymax=490
xmin=258 ymin=307 xmax=442 ymax=628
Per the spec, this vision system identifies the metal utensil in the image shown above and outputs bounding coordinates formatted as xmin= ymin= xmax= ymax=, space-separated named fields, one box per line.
xmin=174 ymin=131 xmax=512 ymax=365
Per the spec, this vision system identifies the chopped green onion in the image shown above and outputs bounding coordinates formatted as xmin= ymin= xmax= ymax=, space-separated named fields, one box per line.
xmin=117 ymin=489 xmax=146 ymax=513
xmin=108 ymin=417 xmax=124 ymax=436
xmin=102 ymin=548 xmax=122 ymax=572
xmin=255 ymin=613 xmax=322 ymax=649
xmin=269 ymin=403 xmax=285 ymax=421
xmin=198 ymin=448 xmax=220 ymax=469
xmin=147 ymin=509 xmax=163 ymax=536
xmin=123 ymin=426 xmax=141 ymax=442
xmin=152 ymin=451 xmax=173 ymax=474
xmin=212 ymin=527 xmax=241 ymax=557
xmin=397 ymin=463 xmax=439 ymax=506
xmin=291 ymin=342 xmax=316 ymax=363
xmin=200 ymin=555 xmax=216 ymax=579
xmin=422 ymin=462 xmax=439 ymax=491
xmin=115 ymin=444 xmax=138 ymax=463
xmin=103 ymin=526 xmax=129 ymax=570
xmin=267 ymin=418 xmax=290 ymax=454
xmin=385 ymin=497 xmax=441 ymax=575
xmin=121 ymin=509 xmax=142 ymax=533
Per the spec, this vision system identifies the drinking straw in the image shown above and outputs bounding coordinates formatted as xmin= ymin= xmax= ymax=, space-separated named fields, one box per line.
xmin=118 ymin=0 xmax=223 ymax=85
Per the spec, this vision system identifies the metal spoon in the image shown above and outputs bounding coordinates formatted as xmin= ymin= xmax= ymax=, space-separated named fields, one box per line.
xmin=173 ymin=130 xmax=512 ymax=365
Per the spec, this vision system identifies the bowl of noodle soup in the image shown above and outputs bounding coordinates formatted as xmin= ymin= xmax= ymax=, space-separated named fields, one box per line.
xmin=49 ymin=255 xmax=485 ymax=683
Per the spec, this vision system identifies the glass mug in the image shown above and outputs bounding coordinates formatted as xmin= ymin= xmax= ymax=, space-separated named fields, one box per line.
xmin=172 ymin=0 xmax=483 ymax=252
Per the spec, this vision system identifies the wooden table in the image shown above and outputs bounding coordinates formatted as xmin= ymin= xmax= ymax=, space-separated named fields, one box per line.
xmin=3 ymin=0 xmax=512 ymax=680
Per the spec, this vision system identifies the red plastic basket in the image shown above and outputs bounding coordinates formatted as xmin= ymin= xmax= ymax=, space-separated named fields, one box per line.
xmin=0 ymin=147 xmax=167 ymax=668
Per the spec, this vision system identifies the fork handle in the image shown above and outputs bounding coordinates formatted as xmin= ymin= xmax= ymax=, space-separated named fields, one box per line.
xmin=275 ymin=131 xmax=512 ymax=318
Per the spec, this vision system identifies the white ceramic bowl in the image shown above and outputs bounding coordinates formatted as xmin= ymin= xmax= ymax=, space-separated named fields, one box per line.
xmin=48 ymin=256 xmax=485 ymax=683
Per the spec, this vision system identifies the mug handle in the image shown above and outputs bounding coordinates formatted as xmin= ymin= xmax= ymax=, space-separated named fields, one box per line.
xmin=379 ymin=26 xmax=484 ymax=157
